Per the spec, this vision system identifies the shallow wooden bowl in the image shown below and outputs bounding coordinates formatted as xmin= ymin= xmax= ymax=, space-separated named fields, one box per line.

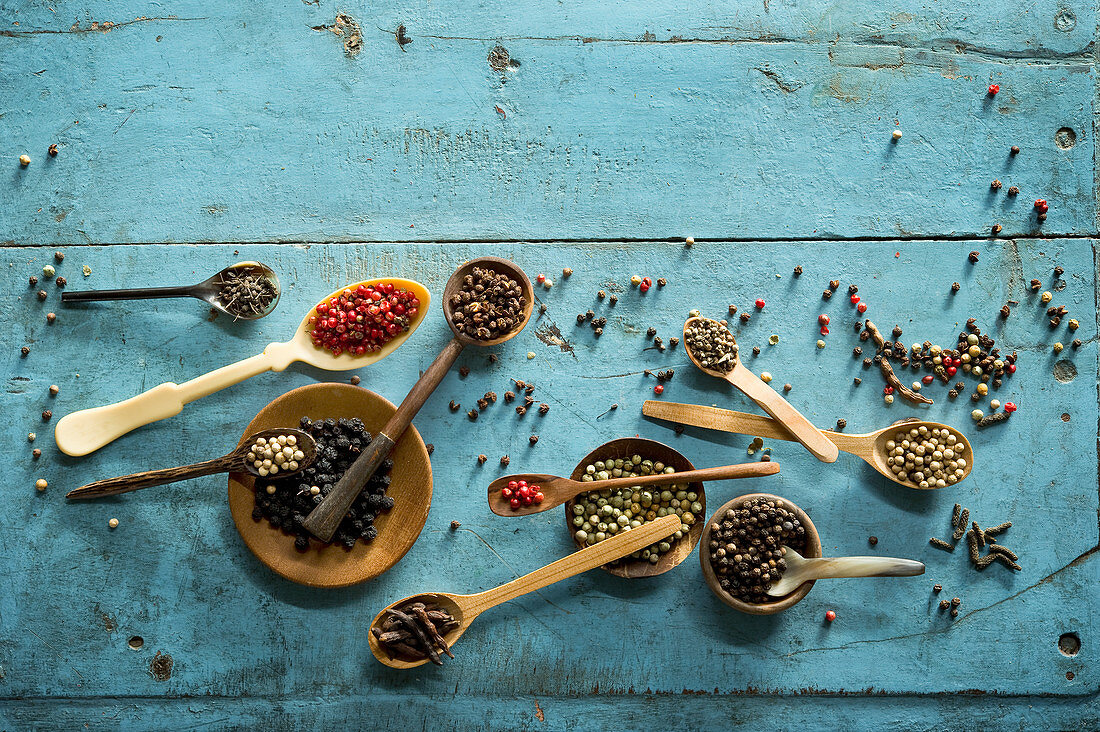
xmin=700 ymin=493 xmax=822 ymax=615
xmin=563 ymin=437 xmax=705 ymax=578
xmin=442 ymin=256 xmax=534 ymax=346
xmin=228 ymin=383 xmax=433 ymax=588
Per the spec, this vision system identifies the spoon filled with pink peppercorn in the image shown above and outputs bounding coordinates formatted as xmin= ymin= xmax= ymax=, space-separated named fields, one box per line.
xmin=55 ymin=278 xmax=430 ymax=456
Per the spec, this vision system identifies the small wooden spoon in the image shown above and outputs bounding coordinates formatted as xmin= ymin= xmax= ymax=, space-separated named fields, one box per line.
xmin=767 ymin=546 xmax=924 ymax=597
xmin=368 ymin=514 xmax=681 ymax=669
xmin=682 ymin=317 xmax=838 ymax=463
xmin=642 ymin=401 xmax=973 ymax=488
xmin=303 ymin=256 xmax=534 ymax=542
xmin=55 ymin=277 xmax=430 ymax=456
xmin=65 ymin=428 xmax=317 ymax=500
xmin=61 ymin=261 xmax=281 ymax=320
xmin=488 ymin=461 xmax=779 ymax=516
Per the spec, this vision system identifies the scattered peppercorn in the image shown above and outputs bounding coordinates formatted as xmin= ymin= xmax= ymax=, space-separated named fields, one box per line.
xmin=529 ymin=435 xmax=539 ymax=445
xmin=477 ymin=454 xmax=487 ymax=465
xmin=458 ymin=366 xmax=470 ymax=378
xmin=608 ymin=294 xmax=618 ymax=305
xmin=987 ymin=84 xmax=999 ymax=95
xmin=853 ymin=377 xmax=861 ymax=385
xmin=450 ymin=520 xmax=461 ymax=530
xmin=500 ymin=455 xmax=510 ymax=467
xmin=32 ymin=448 xmax=41 ymax=459
xmin=562 ymin=268 xmax=572 ymax=278
xmin=1010 ymin=145 xmax=1019 ymax=156
xmin=20 ymin=346 xmax=30 ymax=357
xmin=685 ymin=236 xmax=694 ymax=247
xmin=1072 ymin=338 xmax=1082 ymax=349
xmin=825 ymin=610 xmax=836 ymax=622
xmin=868 ymin=536 xmax=878 ymax=546
xmin=41 ymin=410 xmax=52 ymax=421
xmin=1029 ymin=279 xmax=1041 ymax=291
xmin=739 ymin=312 xmax=750 ymax=323
xmin=835 ymin=419 xmax=846 ymax=430
xmin=466 ymin=409 xmax=478 ymax=421
xmin=822 ymin=289 xmax=832 ymax=300
xmin=751 ymin=346 xmax=761 ymax=356
xmin=669 ymin=337 xmax=678 ymax=348
xmin=968 ymin=251 xmax=980 ymax=263
xmin=349 ymin=375 xmax=360 ymax=386
xmin=939 ymin=599 xmax=950 ymax=610
xmin=783 ymin=383 xmax=792 ymax=392
xmin=37 ymin=290 xmax=48 ymax=301
xmin=597 ymin=290 xmax=606 ymax=299
xmin=516 ymin=405 xmax=527 ymax=415
xmin=538 ymin=403 xmax=549 ymax=414
xmin=793 ymin=265 xmax=803 ymax=276
xmin=48 ymin=144 xmax=58 ymax=157
xmin=35 ymin=479 xmax=47 ymax=491
xmin=990 ymin=179 xmax=1002 ymax=190
xmin=1007 ymin=186 xmax=1019 ymax=196
xmin=999 ymin=304 xmax=1010 ymax=318
xmin=46 ymin=312 xmax=56 ymax=324
xmin=828 ymin=280 xmax=839 ymax=291
xmin=991 ymin=224 xmax=1002 ymax=235
xmin=657 ymin=278 xmax=667 ymax=287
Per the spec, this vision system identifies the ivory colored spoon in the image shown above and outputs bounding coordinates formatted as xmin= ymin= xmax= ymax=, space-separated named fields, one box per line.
xmin=642 ymin=401 xmax=973 ymax=488
xmin=368 ymin=514 xmax=681 ymax=669
xmin=682 ymin=317 xmax=838 ymax=463
xmin=302 ymin=257 xmax=533 ymax=542
xmin=767 ymin=546 xmax=925 ymax=597
xmin=54 ymin=277 xmax=430 ymax=457
xmin=487 ymin=461 xmax=779 ymax=516
xmin=66 ymin=428 xmax=317 ymax=500
xmin=61 ymin=261 xmax=281 ymax=320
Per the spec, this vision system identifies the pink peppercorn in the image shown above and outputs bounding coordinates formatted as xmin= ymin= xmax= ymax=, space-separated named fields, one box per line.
xmin=754 ymin=298 xmax=765 ymax=309
xmin=653 ymin=384 xmax=664 ymax=395
xmin=820 ymin=325 xmax=830 ymax=335
xmin=850 ymin=295 xmax=860 ymax=304
xmin=922 ymin=375 xmax=934 ymax=385
xmin=818 ymin=314 xmax=830 ymax=326
xmin=536 ymin=273 xmax=546 ymax=283
xmin=883 ymin=386 xmax=894 ymax=395
xmin=988 ymin=84 xmax=999 ymax=95
xmin=825 ymin=610 xmax=836 ymax=622
xmin=947 ymin=366 xmax=957 ymax=376
xmin=1007 ymin=363 xmax=1016 ymax=374
xmin=856 ymin=302 xmax=867 ymax=314
xmin=1004 ymin=402 xmax=1017 ymax=413
xmin=1034 ymin=199 xmax=1048 ymax=212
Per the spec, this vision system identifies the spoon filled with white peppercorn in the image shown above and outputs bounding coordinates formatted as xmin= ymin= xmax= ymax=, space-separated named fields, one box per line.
xmin=682 ymin=317 xmax=839 ymax=463
xmin=61 ymin=261 xmax=281 ymax=320
xmin=642 ymin=404 xmax=974 ymax=489
xmin=66 ymin=428 xmax=317 ymax=500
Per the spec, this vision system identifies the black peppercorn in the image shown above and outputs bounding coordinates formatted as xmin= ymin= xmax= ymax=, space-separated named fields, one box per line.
xmin=853 ymin=377 xmax=861 ymax=385
xmin=646 ymin=327 xmax=657 ymax=338
xmin=793 ymin=265 xmax=802 ymax=276
xmin=739 ymin=312 xmax=750 ymax=323
xmin=458 ymin=366 xmax=470 ymax=378
xmin=477 ymin=454 xmax=487 ymax=465
xmin=1010 ymin=145 xmax=1019 ymax=155
xmin=449 ymin=400 xmax=460 ymax=411
xmin=499 ymin=455 xmax=510 ymax=467
xmin=848 ymin=284 xmax=858 ymax=294
xmin=835 ymin=419 xmax=846 ymax=430
xmin=990 ymin=179 xmax=1002 ymax=190
xmin=868 ymin=536 xmax=878 ymax=546
xmin=656 ymin=278 xmax=667 ymax=287
xmin=608 ymin=294 xmax=618 ymax=305
xmin=822 ymin=289 xmax=832 ymax=300
xmin=529 ymin=435 xmax=538 ymax=445
xmin=933 ymin=584 xmax=942 ymax=592
xmin=585 ymin=310 xmax=595 ymax=321
xmin=668 ymin=337 xmax=678 ymax=348
xmin=594 ymin=327 xmax=603 ymax=336
xmin=425 ymin=443 xmax=434 ymax=455
xmin=55 ymin=276 xmax=66 ymax=288
xmin=1054 ymin=266 xmax=1064 ymax=278
xmin=48 ymin=144 xmax=58 ymax=157
xmin=852 ymin=346 xmax=862 ymax=357
xmin=829 ymin=279 xmax=839 ymax=290
xmin=37 ymin=289 xmax=48 ymax=301
xmin=951 ymin=282 xmax=960 ymax=293
xmin=597 ymin=290 xmax=606 ymax=299
xmin=466 ymin=409 xmax=478 ymax=421
xmin=503 ymin=391 xmax=515 ymax=403
xmin=28 ymin=275 xmax=38 ymax=287
xmin=576 ymin=314 xmax=586 ymax=324
xmin=42 ymin=410 xmax=52 ymax=421
xmin=968 ymin=251 xmax=980 ymax=263
xmin=1072 ymin=338 xmax=1082 ymax=349
xmin=450 ymin=520 xmax=461 ymax=530
xmin=991 ymin=224 xmax=1002 ymax=235
xmin=751 ymin=346 xmax=760 ymax=356
xmin=21 ymin=346 xmax=30 ymax=357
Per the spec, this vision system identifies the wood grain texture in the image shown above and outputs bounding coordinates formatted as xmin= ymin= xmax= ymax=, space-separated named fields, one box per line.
xmin=1 ymin=0 xmax=1099 ymax=720
xmin=0 ymin=2 xmax=1095 ymax=243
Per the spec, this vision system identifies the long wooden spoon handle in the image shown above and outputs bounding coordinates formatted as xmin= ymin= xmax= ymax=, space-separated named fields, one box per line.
xmin=796 ymin=556 xmax=926 ymax=580
xmin=66 ymin=456 xmax=233 ymax=500
xmin=61 ymin=285 xmax=198 ymax=302
xmin=727 ymin=367 xmax=839 ymax=463
xmin=303 ymin=337 xmax=465 ymax=543
xmin=589 ymin=461 xmax=779 ymax=493
xmin=467 ymin=514 xmax=682 ymax=614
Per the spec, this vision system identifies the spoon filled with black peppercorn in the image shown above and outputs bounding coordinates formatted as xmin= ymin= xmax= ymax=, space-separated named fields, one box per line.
xmin=683 ymin=316 xmax=839 ymax=463
xmin=62 ymin=261 xmax=281 ymax=320
xmin=66 ymin=428 xmax=317 ymax=500
xmin=302 ymin=256 xmax=534 ymax=542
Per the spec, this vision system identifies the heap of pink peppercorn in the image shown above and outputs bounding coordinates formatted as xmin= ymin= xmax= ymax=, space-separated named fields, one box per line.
xmin=308 ymin=283 xmax=421 ymax=357
xmin=503 ymin=480 xmax=544 ymax=509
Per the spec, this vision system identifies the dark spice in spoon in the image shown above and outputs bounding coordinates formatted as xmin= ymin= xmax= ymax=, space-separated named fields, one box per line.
xmin=373 ymin=601 xmax=458 ymax=665
xmin=215 ymin=267 xmax=278 ymax=319
xmin=449 ymin=266 xmax=526 ymax=340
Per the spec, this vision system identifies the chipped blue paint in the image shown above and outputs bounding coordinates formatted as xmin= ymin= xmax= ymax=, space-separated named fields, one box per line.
xmin=1 ymin=241 xmax=1097 ymax=728
xmin=1 ymin=0 xmax=1098 ymax=726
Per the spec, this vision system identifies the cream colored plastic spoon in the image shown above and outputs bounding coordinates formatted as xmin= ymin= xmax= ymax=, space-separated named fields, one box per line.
xmin=683 ymin=317 xmax=838 ymax=463
xmin=369 ymin=514 xmax=681 ymax=669
xmin=767 ymin=546 xmax=924 ymax=597
xmin=54 ymin=278 xmax=430 ymax=456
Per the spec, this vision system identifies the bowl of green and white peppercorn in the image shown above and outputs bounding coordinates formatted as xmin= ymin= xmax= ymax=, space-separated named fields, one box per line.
xmin=564 ymin=437 xmax=705 ymax=578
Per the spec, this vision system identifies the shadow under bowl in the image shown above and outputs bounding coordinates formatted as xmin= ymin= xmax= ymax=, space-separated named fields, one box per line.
xmin=564 ymin=437 xmax=705 ymax=579
xmin=228 ymin=382 xmax=433 ymax=588
xmin=700 ymin=492 xmax=822 ymax=615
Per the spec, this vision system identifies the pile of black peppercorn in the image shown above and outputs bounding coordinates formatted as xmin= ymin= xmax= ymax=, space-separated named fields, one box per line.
xmin=708 ymin=497 xmax=806 ymax=603
xmin=449 ymin=267 xmax=526 ymax=340
xmin=251 ymin=416 xmax=394 ymax=551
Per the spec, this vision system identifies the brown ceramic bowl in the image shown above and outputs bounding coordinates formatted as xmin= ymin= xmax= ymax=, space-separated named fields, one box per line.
xmin=228 ymin=383 xmax=433 ymax=588
xmin=700 ymin=493 xmax=822 ymax=615
xmin=442 ymin=256 xmax=534 ymax=347
xmin=564 ymin=437 xmax=706 ymax=578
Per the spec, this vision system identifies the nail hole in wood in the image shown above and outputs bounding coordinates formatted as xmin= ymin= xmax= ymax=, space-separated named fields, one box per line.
xmin=1058 ymin=632 xmax=1080 ymax=657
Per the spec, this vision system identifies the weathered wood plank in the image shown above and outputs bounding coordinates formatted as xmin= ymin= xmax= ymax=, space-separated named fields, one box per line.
xmin=0 ymin=3 xmax=1093 ymax=243
xmin=1 ymin=241 xmax=1095 ymax=705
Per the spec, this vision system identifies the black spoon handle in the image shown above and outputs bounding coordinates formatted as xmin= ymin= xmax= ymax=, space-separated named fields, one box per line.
xmin=62 ymin=285 xmax=199 ymax=303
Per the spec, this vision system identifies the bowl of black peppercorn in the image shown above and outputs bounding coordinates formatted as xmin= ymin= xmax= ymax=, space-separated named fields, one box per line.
xmin=700 ymin=493 xmax=822 ymax=615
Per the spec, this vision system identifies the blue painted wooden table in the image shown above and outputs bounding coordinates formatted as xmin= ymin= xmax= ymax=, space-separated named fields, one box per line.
xmin=1 ymin=1 xmax=1098 ymax=729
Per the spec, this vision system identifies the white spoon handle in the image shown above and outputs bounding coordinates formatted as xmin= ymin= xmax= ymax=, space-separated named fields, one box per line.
xmin=794 ymin=555 xmax=925 ymax=580
xmin=54 ymin=346 xmax=288 ymax=456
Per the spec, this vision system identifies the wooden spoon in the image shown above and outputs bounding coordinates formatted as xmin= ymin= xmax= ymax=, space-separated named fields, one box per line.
xmin=66 ymin=428 xmax=317 ymax=500
xmin=682 ymin=317 xmax=838 ymax=463
xmin=302 ymin=256 xmax=534 ymax=542
xmin=488 ymin=461 xmax=779 ymax=516
xmin=642 ymin=400 xmax=973 ymax=488
xmin=54 ymin=277 xmax=430 ymax=456
xmin=61 ymin=261 xmax=281 ymax=320
xmin=368 ymin=514 xmax=681 ymax=669
xmin=767 ymin=546 xmax=925 ymax=597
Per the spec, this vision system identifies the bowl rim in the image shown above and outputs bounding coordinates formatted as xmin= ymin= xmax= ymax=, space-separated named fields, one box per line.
xmin=699 ymin=492 xmax=822 ymax=615
xmin=563 ymin=436 xmax=706 ymax=578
